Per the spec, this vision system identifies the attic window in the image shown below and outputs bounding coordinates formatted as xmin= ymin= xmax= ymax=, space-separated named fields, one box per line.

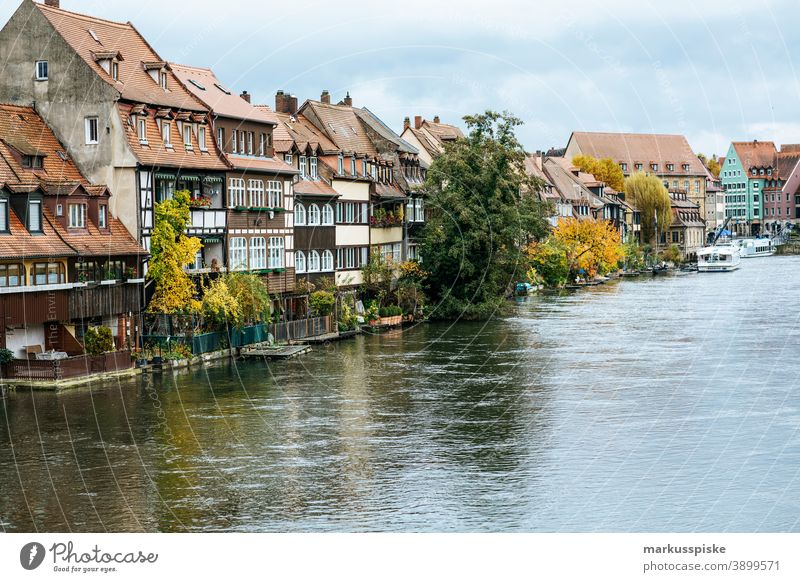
xmin=22 ymin=155 xmax=44 ymax=169
xmin=214 ymin=83 xmax=231 ymax=95
xmin=112 ymin=61 xmax=119 ymax=81
xmin=56 ymin=150 xmax=67 ymax=161
xmin=189 ymin=79 xmax=206 ymax=90
xmin=89 ymin=29 xmax=100 ymax=43
xmin=160 ymin=72 xmax=168 ymax=90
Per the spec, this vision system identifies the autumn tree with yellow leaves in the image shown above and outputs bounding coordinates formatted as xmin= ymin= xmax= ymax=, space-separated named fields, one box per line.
xmin=147 ymin=190 xmax=203 ymax=313
xmin=571 ymin=155 xmax=626 ymax=192
xmin=528 ymin=218 xmax=624 ymax=284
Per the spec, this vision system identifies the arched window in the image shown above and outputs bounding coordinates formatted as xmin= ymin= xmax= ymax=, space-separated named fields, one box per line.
xmin=295 ymin=250 xmax=306 ymax=273
xmin=249 ymin=236 xmax=266 ymax=270
xmin=309 ymin=250 xmax=320 ymax=272
xmin=308 ymin=203 xmax=320 ymax=225
xmin=229 ymin=237 xmax=247 ymax=270
xmin=321 ymin=250 xmax=334 ymax=271
xmin=295 ymin=202 xmax=306 ymax=225
xmin=321 ymin=203 xmax=334 ymax=225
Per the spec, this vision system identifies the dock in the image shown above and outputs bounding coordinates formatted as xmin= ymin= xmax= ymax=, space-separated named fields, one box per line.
xmin=239 ymin=345 xmax=310 ymax=360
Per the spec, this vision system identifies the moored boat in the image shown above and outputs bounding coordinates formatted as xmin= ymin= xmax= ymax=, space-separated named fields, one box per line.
xmin=735 ymin=238 xmax=776 ymax=258
xmin=697 ymin=245 xmax=741 ymax=272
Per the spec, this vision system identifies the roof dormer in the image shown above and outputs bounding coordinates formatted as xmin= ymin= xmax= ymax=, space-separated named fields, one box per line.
xmin=93 ymin=50 xmax=123 ymax=81
xmin=143 ymin=61 xmax=169 ymax=90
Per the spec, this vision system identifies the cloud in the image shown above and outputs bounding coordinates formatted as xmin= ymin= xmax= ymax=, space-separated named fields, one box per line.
xmin=0 ymin=0 xmax=798 ymax=155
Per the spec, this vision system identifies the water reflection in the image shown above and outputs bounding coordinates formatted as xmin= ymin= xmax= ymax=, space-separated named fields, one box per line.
xmin=1 ymin=257 xmax=799 ymax=532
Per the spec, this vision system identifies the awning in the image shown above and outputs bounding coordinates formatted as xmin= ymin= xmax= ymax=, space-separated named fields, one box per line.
xmin=201 ymin=237 xmax=223 ymax=244
xmin=154 ymin=173 xmax=175 ymax=180
xmin=203 ymin=176 xmax=223 ymax=183
xmin=179 ymin=175 xmax=201 ymax=182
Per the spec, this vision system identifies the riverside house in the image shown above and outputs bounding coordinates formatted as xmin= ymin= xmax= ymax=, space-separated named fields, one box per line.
xmin=170 ymin=65 xmax=299 ymax=294
xmin=0 ymin=0 xmax=230 ymax=255
xmin=663 ymin=191 xmax=705 ymax=260
xmin=262 ymin=93 xmax=342 ymax=289
xmin=0 ymin=104 xmax=143 ymax=359
xmin=720 ymin=140 xmax=777 ymax=236
xmin=761 ymin=146 xmax=800 ymax=234
xmin=299 ymin=94 xmax=424 ymax=267
xmin=565 ymin=131 xmax=708 ymax=226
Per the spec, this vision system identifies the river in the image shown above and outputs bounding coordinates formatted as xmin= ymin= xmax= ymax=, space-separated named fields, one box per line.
xmin=2 ymin=256 xmax=799 ymax=532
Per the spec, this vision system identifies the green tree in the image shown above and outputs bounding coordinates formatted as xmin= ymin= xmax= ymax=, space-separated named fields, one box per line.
xmin=202 ymin=277 xmax=244 ymax=327
xmin=624 ymin=173 xmax=671 ymax=245
xmin=526 ymin=238 xmax=569 ymax=287
xmin=572 ymin=155 xmax=626 ymax=192
xmin=420 ymin=110 xmax=550 ymax=320
xmin=225 ymin=272 xmax=272 ymax=325
xmin=309 ymin=290 xmax=335 ymax=316
xmin=147 ymin=190 xmax=203 ymax=313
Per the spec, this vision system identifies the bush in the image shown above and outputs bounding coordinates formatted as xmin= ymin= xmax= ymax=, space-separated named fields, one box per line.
xmin=309 ymin=290 xmax=335 ymax=316
xmin=337 ymin=300 xmax=358 ymax=331
xmin=378 ymin=305 xmax=402 ymax=317
xmin=84 ymin=326 xmax=114 ymax=355
xmin=0 ymin=348 xmax=14 ymax=364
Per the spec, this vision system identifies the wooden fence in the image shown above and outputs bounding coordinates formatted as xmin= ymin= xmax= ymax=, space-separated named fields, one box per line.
xmin=5 ymin=350 xmax=133 ymax=381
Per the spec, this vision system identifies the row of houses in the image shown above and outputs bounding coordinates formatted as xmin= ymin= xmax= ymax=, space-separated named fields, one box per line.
xmin=0 ymin=0 xmax=463 ymax=358
xmin=0 ymin=1 xmax=793 ymax=360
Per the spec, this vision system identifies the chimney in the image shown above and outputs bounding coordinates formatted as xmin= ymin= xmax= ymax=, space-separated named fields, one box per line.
xmin=403 ymin=117 xmax=410 ymax=131
xmin=275 ymin=90 xmax=298 ymax=115
xmin=534 ymin=150 xmax=543 ymax=171
xmin=433 ymin=115 xmax=440 ymax=124
xmin=414 ymin=116 xmax=422 ymax=130
xmin=240 ymin=90 xmax=251 ymax=103
xmin=44 ymin=0 xmax=60 ymax=7
xmin=321 ymin=90 xmax=330 ymax=104
xmin=343 ymin=92 xmax=352 ymax=107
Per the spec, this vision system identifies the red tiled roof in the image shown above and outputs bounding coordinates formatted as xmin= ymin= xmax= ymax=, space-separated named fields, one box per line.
xmin=170 ymin=64 xmax=278 ymax=125
xmin=35 ymin=2 xmax=207 ymax=111
xmin=570 ymin=132 xmax=706 ymax=176
xmin=117 ymin=102 xmax=228 ymax=169
xmin=227 ymin=153 xmax=297 ymax=175
xmin=300 ymin=101 xmax=377 ymax=156
xmin=732 ymin=141 xmax=777 ymax=172
xmin=266 ymin=110 xmax=340 ymax=155
xmin=421 ymin=119 xmax=463 ymax=142
xmin=293 ymin=179 xmax=339 ymax=196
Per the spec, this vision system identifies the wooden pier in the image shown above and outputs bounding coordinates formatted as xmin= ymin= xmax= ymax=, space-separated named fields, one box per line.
xmin=239 ymin=345 xmax=311 ymax=360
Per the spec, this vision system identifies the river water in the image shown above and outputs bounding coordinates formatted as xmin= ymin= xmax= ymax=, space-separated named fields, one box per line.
xmin=2 ymin=257 xmax=799 ymax=532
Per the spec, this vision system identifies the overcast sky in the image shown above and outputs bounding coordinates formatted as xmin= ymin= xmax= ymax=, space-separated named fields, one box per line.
xmin=2 ymin=0 xmax=798 ymax=156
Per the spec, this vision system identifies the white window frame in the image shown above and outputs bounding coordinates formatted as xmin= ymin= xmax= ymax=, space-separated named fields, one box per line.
xmin=299 ymin=155 xmax=307 ymax=178
xmin=321 ymin=249 xmax=334 ymax=272
xmin=239 ymin=131 xmax=245 ymax=154
xmin=138 ymin=117 xmax=148 ymax=144
xmin=231 ymin=129 xmax=238 ymax=153
xmin=85 ymin=117 xmax=99 ymax=145
xmin=268 ymin=237 xmax=284 ymax=269
xmin=229 ymin=178 xmax=246 ymax=207
xmin=310 ymin=156 xmax=318 ymax=178
xmin=284 ymin=153 xmax=293 ymax=166
xmin=247 ymin=132 xmax=254 ymax=155
xmin=229 ymin=237 xmax=248 ymax=271
xmin=322 ymin=203 xmax=334 ymax=225
xmin=28 ymin=200 xmax=41 ymax=232
xmin=308 ymin=250 xmax=320 ymax=272
xmin=337 ymin=155 xmax=344 ymax=175
xmin=111 ymin=61 xmax=119 ymax=81
xmin=267 ymin=181 xmax=283 ymax=208
xmin=99 ymin=204 xmax=108 ymax=229
xmin=295 ymin=202 xmax=306 ymax=225
xmin=162 ymin=121 xmax=171 ymax=145
xmin=260 ymin=133 xmax=266 ymax=156
xmin=68 ymin=203 xmax=86 ymax=228
xmin=248 ymin=179 xmax=265 ymax=207
xmin=199 ymin=126 xmax=207 ymax=151
xmin=183 ymin=123 xmax=193 ymax=149
xmin=217 ymin=127 xmax=224 ymax=150
xmin=295 ymin=250 xmax=306 ymax=273
xmin=308 ymin=203 xmax=320 ymax=225
xmin=249 ymin=236 xmax=267 ymax=270
xmin=35 ymin=60 xmax=48 ymax=80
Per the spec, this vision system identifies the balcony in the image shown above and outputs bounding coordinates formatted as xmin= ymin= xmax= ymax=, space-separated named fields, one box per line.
xmin=187 ymin=209 xmax=227 ymax=235
xmin=0 ymin=281 xmax=144 ymax=327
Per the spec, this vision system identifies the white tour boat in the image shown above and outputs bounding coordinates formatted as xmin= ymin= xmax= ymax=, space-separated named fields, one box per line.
xmin=697 ymin=245 xmax=742 ymax=272
xmin=734 ymin=238 xmax=776 ymax=258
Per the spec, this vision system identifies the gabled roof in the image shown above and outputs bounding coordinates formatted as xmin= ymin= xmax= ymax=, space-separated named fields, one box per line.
xmin=776 ymin=150 xmax=800 ymax=180
xmin=117 ymin=102 xmax=228 ymax=170
xmin=293 ymin=179 xmax=339 ymax=196
xmin=354 ymin=107 xmax=418 ymax=154
xmin=265 ymin=109 xmax=340 ymax=156
xmin=226 ymin=153 xmax=297 ymax=175
xmin=300 ymin=101 xmax=377 ymax=156
xmin=35 ymin=2 xmax=206 ymax=111
xmin=405 ymin=127 xmax=441 ymax=158
xmin=731 ymin=140 xmax=777 ymax=170
xmin=421 ymin=119 xmax=463 ymax=143
xmin=170 ymin=64 xmax=277 ymax=125
xmin=569 ymin=131 xmax=706 ymax=176
xmin=0 ymin=104 xmax=87 ymax=185
xmin=542 ymin=157 xmax=604 ymax=209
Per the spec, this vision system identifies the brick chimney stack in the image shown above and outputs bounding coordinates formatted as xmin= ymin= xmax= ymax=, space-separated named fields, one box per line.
xmin=403 ymin=117 xmax=410 ymax=131
xmin=240 ymin=90 xmax=251 ymax=103
xmin=414 ymin=116 xmax=422 ymax=130
xmin=275 ymin=90 xmax=298 ymax=115
xmin=433 ymin=115 xmax=440 ymax=124
xmin=343 ymin=92 xmax=352 ymax=107
xmin=321 ymin=90 xmax=330 ymax=104
xmin=44 ymin=0 xmax=60 ymax=6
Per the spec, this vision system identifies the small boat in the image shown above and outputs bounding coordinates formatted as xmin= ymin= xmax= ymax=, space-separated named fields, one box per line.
xmin=697 ymin=245 xmax=741 ymax=272
xmin=735 ymin=238 xmax=776 ymax=258
xmin=651 ymin=263 xmax=669 ymax=275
